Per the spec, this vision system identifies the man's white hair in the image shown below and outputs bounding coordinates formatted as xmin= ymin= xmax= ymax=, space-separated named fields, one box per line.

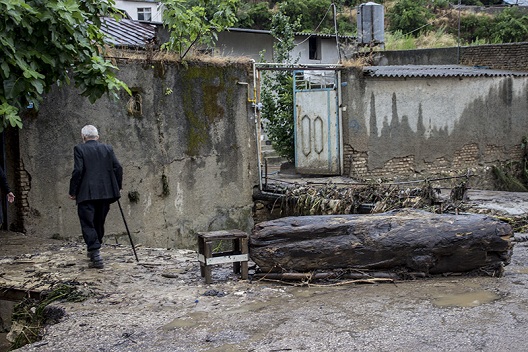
xmin=81 ymin=125 xmax=99 ymax=139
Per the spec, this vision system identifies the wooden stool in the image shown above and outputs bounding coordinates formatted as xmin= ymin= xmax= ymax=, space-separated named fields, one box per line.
xmin=197 ymin=230 xmax=249 ymax=284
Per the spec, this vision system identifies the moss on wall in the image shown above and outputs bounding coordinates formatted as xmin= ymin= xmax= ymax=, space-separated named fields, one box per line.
xmin=180 ymin=66 xmax=229 ymax=156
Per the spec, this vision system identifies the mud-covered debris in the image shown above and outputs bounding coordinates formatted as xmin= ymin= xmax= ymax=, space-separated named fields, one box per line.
xmin=202 ymin=289 xmax=227 ymax=297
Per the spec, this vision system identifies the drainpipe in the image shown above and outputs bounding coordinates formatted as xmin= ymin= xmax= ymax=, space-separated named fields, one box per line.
xmin=252 ymin=60 xmax=264 ymax=191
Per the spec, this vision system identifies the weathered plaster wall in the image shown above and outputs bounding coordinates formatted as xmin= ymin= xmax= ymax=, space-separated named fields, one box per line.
xmin=18 ymin=60 xmax=259 ymax=249
xmin=342 ymin=69 xmax=528 ymax=186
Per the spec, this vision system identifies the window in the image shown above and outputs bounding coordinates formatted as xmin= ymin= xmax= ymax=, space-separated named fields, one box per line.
xmin=137 ymin=7 xmax=152 ymax=21
xmin=309 ymin=37 xmax=321 ymax=60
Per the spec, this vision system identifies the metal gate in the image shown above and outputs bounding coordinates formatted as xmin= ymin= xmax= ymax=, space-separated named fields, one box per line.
xmin=293 ymin=70 xmax=340 ymax=175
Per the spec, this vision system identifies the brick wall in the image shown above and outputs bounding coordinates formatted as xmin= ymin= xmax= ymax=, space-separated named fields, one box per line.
xmin=343 ymin=142 xmax=525 ymax=188
xmin=16 ymin=158 xmax=30 ymax=221
xmin=378 ymin=42 xmax=528 ymax=72
xmin=460 ymin=43 xmax=528 ymax=71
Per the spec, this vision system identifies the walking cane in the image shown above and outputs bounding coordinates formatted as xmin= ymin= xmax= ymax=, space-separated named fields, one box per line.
xmin=117 ymin=199 xmax=139 ymax=262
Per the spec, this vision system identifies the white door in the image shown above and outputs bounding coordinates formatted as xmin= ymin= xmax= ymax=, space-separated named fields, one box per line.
xmin=294 ymin=71 xmax=340 ymax=175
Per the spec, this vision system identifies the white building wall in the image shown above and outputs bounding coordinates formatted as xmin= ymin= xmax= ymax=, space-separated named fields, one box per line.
xmin=215 ymin=31 xmax=345 ymax=65
xmin=215 ymin=31 xmax=275 ymax=61
xmin=291 ymin=38 xmax=342 ymax=65
xmin=115 ymin=0 xmax=163 ymax=22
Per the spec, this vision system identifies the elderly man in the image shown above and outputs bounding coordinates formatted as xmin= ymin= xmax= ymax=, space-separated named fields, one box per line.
xmin=69 ymin=125 xmax=123 ymax=269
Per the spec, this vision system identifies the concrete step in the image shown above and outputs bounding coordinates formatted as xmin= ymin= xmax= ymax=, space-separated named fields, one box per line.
xmin=264 ymin=155 xmax=288 ymax=166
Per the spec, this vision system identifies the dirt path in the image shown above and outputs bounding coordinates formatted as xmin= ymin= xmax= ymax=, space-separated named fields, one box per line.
xmin=2 ymin=239 xmax=527 ymax=352
xmin=1 ymin=190 xmax=527 ymax=352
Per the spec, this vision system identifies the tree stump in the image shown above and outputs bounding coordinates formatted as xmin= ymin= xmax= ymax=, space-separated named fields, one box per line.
xmin=250 ymin=209 xmax=513 ymax=277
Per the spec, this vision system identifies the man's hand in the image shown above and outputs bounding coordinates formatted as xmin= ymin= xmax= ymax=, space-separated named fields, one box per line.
xmin=69 ymin=195 xmax=76 ymax=200
xmin=7 ymin=192 xmax=14 ymax=203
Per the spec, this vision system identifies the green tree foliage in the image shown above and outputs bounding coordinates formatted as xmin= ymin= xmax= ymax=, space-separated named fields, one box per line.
xmin=0 ymin=0 xmax=129 ymax=132
xmin=235 ymin=0 xmax=357 ymax=35
xmin=236 ymin=1 xmax=528 ymax=47
xmin=161 ymin=0 xmax=239 ymax=59
xmin=236 ymin=1 xmax=273 ymax=30
xmin=281 ymin=0 xmax=334 ymax=33
xmin=459 ymin=12 xmax=495 ymax=44
xmin=492 ymin=7 xmax=528 ymax=43
xmin=260 ymin=5 xmax=301 ymax=162
xmin=459 ymin=8 xmax=528 ymax=44
xmin=387 ymin=0 xmax=433 ymax=37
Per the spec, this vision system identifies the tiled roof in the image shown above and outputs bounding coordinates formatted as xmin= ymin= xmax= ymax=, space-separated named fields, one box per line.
xmin=100 ymin=17 xmax=157 ymax=48
xmin=363 ymin=65 xmax=528 ymax=78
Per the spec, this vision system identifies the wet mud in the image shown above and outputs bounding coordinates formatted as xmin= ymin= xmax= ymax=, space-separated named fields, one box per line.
xmin=0 ymin=237 xmax=525 ymax=351
xmin=1 ymin=190 xmax=528 ymax=352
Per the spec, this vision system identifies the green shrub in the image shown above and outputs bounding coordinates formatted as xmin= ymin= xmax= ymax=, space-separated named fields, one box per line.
xmin=387 ymin=0 xmax=434 ymax=37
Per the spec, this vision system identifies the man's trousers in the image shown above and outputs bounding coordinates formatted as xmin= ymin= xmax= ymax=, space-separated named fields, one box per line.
xmin=78 ymin=199 xmax=111 ymax=251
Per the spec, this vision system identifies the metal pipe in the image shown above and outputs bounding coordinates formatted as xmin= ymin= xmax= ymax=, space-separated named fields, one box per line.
xmin=250 ymin=60 xmax=263 ymax=192
xmin=333 ymin=3 xmax=341 ymax=64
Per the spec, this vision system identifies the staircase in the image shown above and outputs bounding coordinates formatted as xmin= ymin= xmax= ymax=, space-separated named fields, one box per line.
xmin=261 ymin=142 xmax=288 ymax=174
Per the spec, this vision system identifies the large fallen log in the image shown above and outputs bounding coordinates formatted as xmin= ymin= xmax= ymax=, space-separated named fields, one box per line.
xmin=250 ymin=209 xmax=513 ymax=277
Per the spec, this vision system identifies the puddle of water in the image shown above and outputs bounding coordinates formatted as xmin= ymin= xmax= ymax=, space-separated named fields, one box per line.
xmin=161 ymin=319 xmax=197 ymax=330
xmin=161 ymin=312 xmax=206 ymax=331
xmin=432 ymin=290 xmax=500 ymax=308
xmin=225 ymin=299 xmax=282 ymax=314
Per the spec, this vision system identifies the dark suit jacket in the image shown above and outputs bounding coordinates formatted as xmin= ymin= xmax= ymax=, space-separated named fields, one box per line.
xmin=69 ymin=140 xmax=123 ymax=205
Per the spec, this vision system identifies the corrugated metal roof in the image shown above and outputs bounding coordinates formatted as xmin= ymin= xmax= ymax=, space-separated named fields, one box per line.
xmin=100 ymin=17 xmax=156 ymax=48
xmin=504 ymin=0 xmax=528 ymax=6
xmin=363 ymin=65 xmax=528 ymax=78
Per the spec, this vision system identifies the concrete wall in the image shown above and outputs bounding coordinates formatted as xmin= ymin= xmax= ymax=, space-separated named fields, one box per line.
xmin=16 ymin=60 xmax=259 ymax=249
xmin=342 ymin=69 xmax=528 ymax=187
xmin=375 ymin=47 xmax=459 ymax=66
xmin=216 ymin=31 xmax=275 ymax=62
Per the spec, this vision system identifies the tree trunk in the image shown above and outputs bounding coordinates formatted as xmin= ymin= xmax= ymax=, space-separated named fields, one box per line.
xmin=250 ymin=209 xmax=513 ymax=277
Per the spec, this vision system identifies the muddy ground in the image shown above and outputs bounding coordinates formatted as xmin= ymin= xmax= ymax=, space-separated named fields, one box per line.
xmin=1 ymin=189 xmax=528 ymax=352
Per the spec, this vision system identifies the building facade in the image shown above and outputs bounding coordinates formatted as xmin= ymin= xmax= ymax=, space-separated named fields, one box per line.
xmin=115 ymin=0 xmax=163 ymax=22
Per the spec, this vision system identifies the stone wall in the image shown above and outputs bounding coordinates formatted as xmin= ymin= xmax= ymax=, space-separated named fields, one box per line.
xmin=14 ymin=59 xmax=259 ymax=249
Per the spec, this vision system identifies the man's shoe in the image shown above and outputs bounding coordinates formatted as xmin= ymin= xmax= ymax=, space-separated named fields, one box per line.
xmin=88 ymin=260 xmax=104 ymax=269
xmin=87 ymin=250 xmax=104 ymax=269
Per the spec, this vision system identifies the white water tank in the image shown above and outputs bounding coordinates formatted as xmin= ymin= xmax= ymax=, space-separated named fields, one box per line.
xmin=357 ymin=2 xmax=384 ymax=45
